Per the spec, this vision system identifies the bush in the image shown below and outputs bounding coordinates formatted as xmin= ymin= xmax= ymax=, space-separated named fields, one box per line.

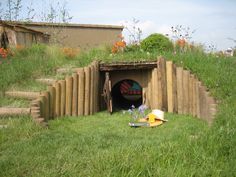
xmin=141 ymin=33 xmax=173 ymax=52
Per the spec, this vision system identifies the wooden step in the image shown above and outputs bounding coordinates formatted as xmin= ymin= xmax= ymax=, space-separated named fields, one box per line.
xmin=5 ymin=91 xmax=40 ymax=100
xmin=0 ymin=107 xmax=30 ymax=117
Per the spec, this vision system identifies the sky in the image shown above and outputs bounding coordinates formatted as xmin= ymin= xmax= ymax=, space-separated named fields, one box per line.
xmin=1 ymin=0 xmax=236 ymax=50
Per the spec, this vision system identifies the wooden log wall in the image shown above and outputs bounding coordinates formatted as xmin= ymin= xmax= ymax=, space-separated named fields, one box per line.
xmin=30 ymin=61 xmax=100 ymax=125
xmin=147 ymin=57 xmax=217 ymax=125
xmin=30 ymin=58 xmax=217 ymax=126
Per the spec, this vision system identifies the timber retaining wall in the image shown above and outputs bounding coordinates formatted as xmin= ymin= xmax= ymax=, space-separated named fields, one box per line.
xmin=30 ymin=58 xmax=217 ymax=126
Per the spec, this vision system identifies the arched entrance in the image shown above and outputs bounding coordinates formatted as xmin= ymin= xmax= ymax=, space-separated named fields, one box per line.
xmin=112 ymin=79 xmax=142 ymax=110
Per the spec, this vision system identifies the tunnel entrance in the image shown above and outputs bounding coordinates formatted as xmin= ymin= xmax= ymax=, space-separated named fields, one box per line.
xmin=112 ymin=79 xmax=142 ymax=110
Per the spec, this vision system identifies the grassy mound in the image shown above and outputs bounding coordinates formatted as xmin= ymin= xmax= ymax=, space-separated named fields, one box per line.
xmin=0 ymin=45 xmax=235 ymax=176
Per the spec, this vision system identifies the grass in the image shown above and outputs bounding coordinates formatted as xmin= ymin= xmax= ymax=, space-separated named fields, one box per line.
xmin=1 ymin=112 xmax=213 ymax=177
xmin=0 ymin=97 xmax=30 ymax=108
xmin=0 ymin=44 xmax=236 ymax=176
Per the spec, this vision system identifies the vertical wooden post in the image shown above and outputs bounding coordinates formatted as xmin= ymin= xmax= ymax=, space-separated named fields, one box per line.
xmin=66 ymin=76 xmax=73 ymax=116
xmin=90 ymin=65 xmax=94 ymax=115
xmin=94 ymin=61 xmax=100 ymax=112
xmin=39 ymin=95 xmax=46 ymax=120
xmin=48 ymin=85 xmax=56 ymax=119
xmin=188 ymin=74 xmax=194 ymax=115
xmin=182 ymin=70 xmax=190 ymax=114
xmin=147 ymin=70 xmax=152 ymax=108
xmin=172 ymin=64 xmax=178 ymax=113
xmin=54 ymin=82 xmax=61 ymax=117
xmin=208 ymin=97 xmax=217 ymax=124
xmin=196 ymin=81 xmax=201 ymax=118
xmin=60 ymin=80 xmax=66 ymax=117
xmin=72 ymin=73 xmax=78 ymax=116
xmin=84 ymin=67 xmax=91 ymax=116
xmin=42 ymin=91 xmax=50 ymax=121
xmin=157 ymin=66 xmax=163 ymax=110
xmin=176 ymin=67 xmax=183 ymax=114
xmin=157 ymin=57 xmax=167 ymax=111
xmin=153 ymin=68 xmax=159 ymax=109
xmin=78 ymin=68 xmax=85 ymax=116
xmin=199 ymin=85 xmax=207 ymax=120
xmin=205 ymin=92 xmax=212 ymax=124
xmin=166 ymin=61 xmax=174 ymax=113
xmin=192 ymin=77 xmax=197 ymax=117
xmin=151 ymin=68 xmax=158 ymax=109
xmin=31 ymin=99 xmax=41 ymax=119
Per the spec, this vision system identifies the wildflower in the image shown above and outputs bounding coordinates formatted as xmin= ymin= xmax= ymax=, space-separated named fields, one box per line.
xmin=61 ymin=47 xmax=79 ymax=58
xmin=111 ymin=34 xmax=126 ymax=54
xmin=127 ymin=109 xmax=133 ymax=114
xmin=177 ymin=39 xmax=186 ymax=47
xmin=138 ymin=104 xmax=148 ymax=117
xmin=0 ymin=48 xmax=8 ymax=58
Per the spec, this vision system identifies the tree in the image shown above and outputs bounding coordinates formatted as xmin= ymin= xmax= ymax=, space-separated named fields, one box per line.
xmin=0 ymin=0 xmax=72 ymax=23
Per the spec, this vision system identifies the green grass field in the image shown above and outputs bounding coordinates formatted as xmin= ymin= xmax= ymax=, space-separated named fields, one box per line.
xmin=1 ymin=112 xmax=212 ymax=177
xmin=0 ymin=45 xmax=236 ymax=176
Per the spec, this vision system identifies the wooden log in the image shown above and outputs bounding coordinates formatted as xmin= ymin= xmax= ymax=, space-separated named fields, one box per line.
xmin=207 ymin=96 xmax=217 ymax=120
xmin=0 ymin=108 xmax=30 ymax=117
xmin=30 ymin=99 xmax=40 ymax=107
xmin=60 ymin=80 xmax=66 ymax=117
xmin=31 ymin=104 xmax=41 ymax=119
xmin=152 ymin=68 xmax=158 ymax=109
xmin=182 ymin=70 xmax=190 ymax=114
xmin=84 ymin=67 xmax=91 ymax=115
xmin=39 ymin=95 xmax=46 ymax=119
xmin=199 ymin=85 xmax=207 ymax=120
xmin=54 ymin=82 xmax=61 ymax=117
xmin=149 ymin=70 xmax=154 ymax=108
xmin=188 ymin=74 xmax=194 ymax=115
xmin=78 ymin=68 xmax=85 ymax=116
xmin=192 ymin=77 xmax=197 ymax=117
xmin=166 ymin=61 xmax=174 ymax=113
xmin=30 ymin=99 xmax=41 ymax=118
xmin=31 ymin=106 xmax=40 ymax=112
xmin=89 ymin=65 xmax=95 ymax=115
xmin=205 ymin=92 xmax=213 ymax=124
xmin=5 ymin=91 xmax=40 ymax=100
xmin=48 ymin=85 xmax=56 ymax=119
xmin=35 ymin=78 xmax=56 ymax=85
xmin=157 ymin=66 xmax=163 ymax=110
xmin=41 ymin=91 xmax=49 ymax=121
xmin=176 ymin=67 xmax=183 ymax=114
xmin=172 ymin=64 xmax=178 ymax=113
xmin=65 ymin=76 xmax=73 ymax=116
xmin=72 ymin=73 xmax=78 ymax=116
xmin=94 ymin=61 xmax=100 ymax=112
xmin=196 ymin=81 xmax=201 ymax=118
xmin=157 ymin=57 xmax=167 ymax=111
xmin=151 ymin=69 xmax=155 ymax=108
xmin=100 ymin=61 xmax=158 ymax=71
xmin=31 ymin=109 xmax=40 ymax=114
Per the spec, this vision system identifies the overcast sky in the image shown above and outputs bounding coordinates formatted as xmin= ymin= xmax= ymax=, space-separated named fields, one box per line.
xmin=2 ymin=0 xmax=236 ymax=50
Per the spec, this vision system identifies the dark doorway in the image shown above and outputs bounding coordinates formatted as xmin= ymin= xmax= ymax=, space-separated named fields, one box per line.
xmin=112 ymin=79 xmax=142 ymax=110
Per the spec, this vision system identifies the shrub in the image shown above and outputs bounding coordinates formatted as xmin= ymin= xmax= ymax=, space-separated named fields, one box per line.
xmin=140 ymin=33 xmax=173 ymax=52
